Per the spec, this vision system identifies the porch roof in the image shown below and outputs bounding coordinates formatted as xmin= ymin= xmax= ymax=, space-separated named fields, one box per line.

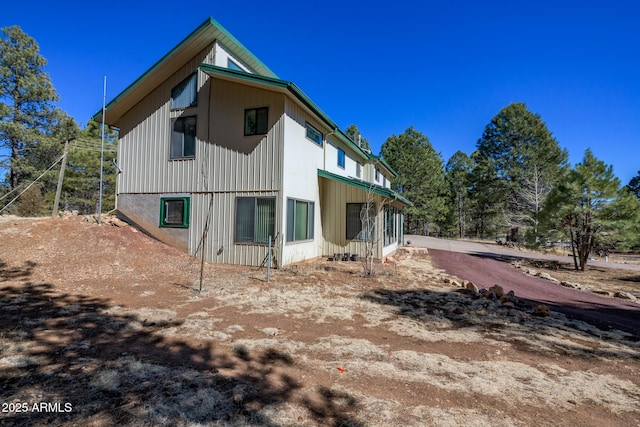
xmin=318 ymin=169 xmax=412 ymax=207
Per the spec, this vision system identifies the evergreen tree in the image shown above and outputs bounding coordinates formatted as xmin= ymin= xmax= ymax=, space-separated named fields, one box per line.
xmin=0 ymin=25 xmax=59 ymax=189
xmin=539 ymin=149 xmax=638 ymax=270
xmin=60 ymin=120 xmax=118 ymax=214
xmin=381 ymin=126 xmax=449 ymax=235
xmin=345 ymin=124 xmax=370 ymax=151
xmin=467 ymin=150 xmax=503 ymax=239
xmin=627 ymin=170 xmax=640 ymax=198
xmin=445 ymin=150 xmax=472 ymax=238
xmin=475 ymin=102 xmax=568 ymax=241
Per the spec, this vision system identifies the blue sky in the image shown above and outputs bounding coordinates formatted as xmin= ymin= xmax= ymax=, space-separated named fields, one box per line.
xmin=3 ymin=0 xmax=639 ymax=184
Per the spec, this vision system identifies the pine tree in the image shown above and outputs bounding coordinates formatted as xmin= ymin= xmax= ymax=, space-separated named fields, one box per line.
xmin=0 ymin=26 xmax=59 ymax=189
xmin=381 ymin=126 xmax=449 ymax=235
xmin=445 ymin=150 xmax=472 ymax=238
xmin=475 ymin=103 xmax=568 ymax=241
xmin=540 ymin=149 xmax=638 ymax=270
xmin=345 ymin=124 xmax=370 ymax=151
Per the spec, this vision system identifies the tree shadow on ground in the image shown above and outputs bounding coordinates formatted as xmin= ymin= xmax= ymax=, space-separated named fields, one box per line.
xmin=0 ymin=259 xmax=362 ymax=426
xmin=362 ymin=287 xmax=640 ymax=360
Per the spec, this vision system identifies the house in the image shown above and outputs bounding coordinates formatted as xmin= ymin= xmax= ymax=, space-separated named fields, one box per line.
xmin=93 ymin=17 xmax=411 ymax=267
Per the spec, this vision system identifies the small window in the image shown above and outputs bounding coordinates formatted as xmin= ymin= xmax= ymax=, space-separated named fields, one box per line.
xmin=287 ymin=199 xmax=315 ymax=242
xmin=235 ymin=197 xmax=276 ymax=244
xmin=228 ymin=58 xmax=243 ymax=71
xmin=170 ymin=116 xmax=196 ymax=159
xmin=346 ymin=202 xmax=375 ymax=240
xmin=305 ymin=122 xmax=323 ymax=146
xmin=160 ymin=197 xmax=190 ymax=228
xmin=244 ymin=107 xmax=269 ymax=136
xmin=375 ymin=168 xmax=380 ymax=182
xmin=171 ymin=73 xmax=197 ymax=109
xmin=337 ymin=148 xmax=345 ymax=169
xmin=356 ymin=163 xmax=362 ymax=178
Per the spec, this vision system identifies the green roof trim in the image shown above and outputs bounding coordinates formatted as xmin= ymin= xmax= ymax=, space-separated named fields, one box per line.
xmin=318 ymin=169 xmax=412 ymax=206
xmin=200 ymin=63 xmax=372 ymax=161
xmin=92 ymin=17 xmax=277 ymax=122
xmin=369 ymin=154 xmax=398 ymax=177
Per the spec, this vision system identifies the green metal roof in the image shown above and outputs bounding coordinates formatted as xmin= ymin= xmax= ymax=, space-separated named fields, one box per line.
xmin=92 ymin=17 xmax=277 ymax=124
xmin=318 ymin=169 xmax=412 ymax=206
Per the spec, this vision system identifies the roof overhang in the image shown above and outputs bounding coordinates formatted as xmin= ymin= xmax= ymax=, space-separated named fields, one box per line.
xmin=318 ymin=169 xmax=412 ymax=206
xmin=92 ymin=17 xmax=277 ymax=126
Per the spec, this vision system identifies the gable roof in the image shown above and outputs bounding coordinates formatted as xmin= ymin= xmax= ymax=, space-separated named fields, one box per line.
xmin=92 ymin=17 xmax=277 ymax=125
xmin=93 ymin=18 xmax=398 ymax=177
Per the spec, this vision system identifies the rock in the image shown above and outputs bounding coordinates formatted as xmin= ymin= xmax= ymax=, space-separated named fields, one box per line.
xmin=614 ymin=292 xmax=638 ymax=302
xmin=500 ymin=290 xmax=518 ymax=305
xmin=502 ymin=301 xmax=515 ymax=308
xmin=592 ymin=289 xmax=613 ymax=297
xmin=560 ymin=281 xmax=580 ymax=289
xmin=488 ymin=284 xmax=504 ymax=298
xmin=539 ymin=273 xmax=559 ymax=283
xmin=532 ymin=305 xmax=551 ymax=317
xmin=465 ymin=281 xmax=479 ymax=294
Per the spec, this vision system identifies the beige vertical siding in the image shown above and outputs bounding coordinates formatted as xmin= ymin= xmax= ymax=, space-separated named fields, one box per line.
xmin=117 ymin=44 xmax=215 ymax=194
xmin=190 ymin=191 xmax=281 ymax=267
xmin=320 ymin=178 xmax=385 ymax=259
xmin=115 ymin=44 xmax=287 ymax=266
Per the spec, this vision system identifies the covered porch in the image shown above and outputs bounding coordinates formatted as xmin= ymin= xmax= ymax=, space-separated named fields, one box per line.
xmin=317 ymin=169 xmax=409 ymax=261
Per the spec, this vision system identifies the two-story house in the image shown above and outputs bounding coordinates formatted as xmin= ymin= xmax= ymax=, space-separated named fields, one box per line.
xmin=93 ymin=17 xmax=411 ymax=267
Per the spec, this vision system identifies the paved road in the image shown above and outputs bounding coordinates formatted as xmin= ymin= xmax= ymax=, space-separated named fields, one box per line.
xmin=406 ymin=235 xmax=640 ymax=336
xmin=406 ymin=235 xmax=640 ymax=272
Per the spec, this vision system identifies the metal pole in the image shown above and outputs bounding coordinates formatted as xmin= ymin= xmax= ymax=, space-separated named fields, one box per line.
xmin=267 ymin=235 xmax=272 ymax=283
xmin=52 ymin=137 xmax=73 ymax=217
xmin=98 ymin=75 xmax=106 ymax=224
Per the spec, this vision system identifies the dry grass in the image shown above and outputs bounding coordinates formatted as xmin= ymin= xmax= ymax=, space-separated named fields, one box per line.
xmin=0 ymin=216 xmax=639 ymax=426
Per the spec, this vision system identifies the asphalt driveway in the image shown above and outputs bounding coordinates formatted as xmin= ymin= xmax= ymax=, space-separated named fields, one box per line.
xmin=407 ymin=235 xmax=640 ymax=336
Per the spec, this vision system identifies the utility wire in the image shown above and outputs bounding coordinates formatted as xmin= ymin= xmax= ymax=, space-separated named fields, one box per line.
xmin=0 ymin=155 xmax=63 ymax=214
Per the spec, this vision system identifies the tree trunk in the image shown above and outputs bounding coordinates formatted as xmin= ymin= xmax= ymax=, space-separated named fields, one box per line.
xmin=10 ymin=136 xmax=19 ymax=189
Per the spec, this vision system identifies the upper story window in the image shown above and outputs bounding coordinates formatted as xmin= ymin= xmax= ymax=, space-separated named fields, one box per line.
xmin=170 ymin=116 xmax=196 ymax=159
xmin=356 ymin=162 xmax=362 ymax=178
xmin=305 ymin=122 xmax=323 ymax=146
xmin=375 ymin=168 xmax=380 ymax=182
xmin=244 ymin=107 xmax=269 ymax=136
xmin=337 ymin=148 xmax=345 ymax=169
xmin=227 ymin=58 xmax=243 ymax=71
xmin=171 ymin=73 xmax=197 ymax=109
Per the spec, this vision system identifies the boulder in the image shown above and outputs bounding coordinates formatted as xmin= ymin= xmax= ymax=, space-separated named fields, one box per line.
xmin=532 ymin=305 xmax=551 ymax=317
xmin=560 ymin=281 xmax=580 ymax=289
xmin=465 ymin=281 xmax=479 ymax=294
xmin=614 ymin=292 xmax=638 ymax=302
xmin=539 ymin=273 xmax=559 ymax=283
xmin=488 ymin=284 xmax=504 ymax=298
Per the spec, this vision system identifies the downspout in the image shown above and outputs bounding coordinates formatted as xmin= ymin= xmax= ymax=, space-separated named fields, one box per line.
xmin=323 ymin=129 xmax=336 ymax=171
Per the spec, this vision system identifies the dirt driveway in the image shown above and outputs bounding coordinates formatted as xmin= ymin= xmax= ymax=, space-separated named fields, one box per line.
xmin=408 ymin=235 xmax=640 ymax=336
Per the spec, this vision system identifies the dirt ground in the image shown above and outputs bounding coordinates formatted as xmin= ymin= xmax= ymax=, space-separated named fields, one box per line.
xmin=1 ymin=215 xmax=639 ymax=426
